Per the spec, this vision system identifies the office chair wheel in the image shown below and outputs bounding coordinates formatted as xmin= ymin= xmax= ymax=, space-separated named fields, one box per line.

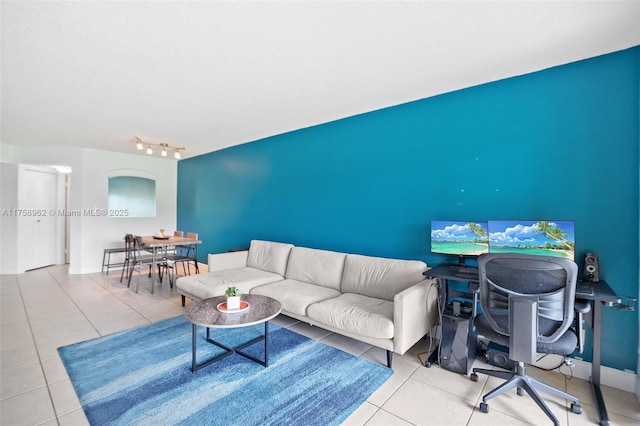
xmin=470 ymin=372 xmax=478 ymax=382
xmin=517 ymin=386 xmax=525 ymax=396
xmin=479 ymin=402 xmax=489 ymax=413
xmin=570 ymin=402 xmax=582 ymax=414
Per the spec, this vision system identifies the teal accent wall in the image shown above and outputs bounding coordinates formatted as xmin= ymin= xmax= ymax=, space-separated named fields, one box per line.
xmin=178 ymin=47 xmax=639 ymax=371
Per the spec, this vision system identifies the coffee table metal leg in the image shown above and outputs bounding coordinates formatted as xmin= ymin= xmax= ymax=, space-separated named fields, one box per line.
xmin=264 ymin=321 xmax=269 ymax=367
xmin=190 ymin=322 xmax=271 ymax=372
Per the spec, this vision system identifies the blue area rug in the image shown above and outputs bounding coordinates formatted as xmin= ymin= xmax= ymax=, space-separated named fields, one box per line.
xmin=58 ymin=316 xmax=392 ymax=425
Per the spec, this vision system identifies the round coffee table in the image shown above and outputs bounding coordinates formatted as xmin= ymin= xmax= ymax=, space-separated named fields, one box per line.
xmin=184 ymin=294 xmax=282 ymax=372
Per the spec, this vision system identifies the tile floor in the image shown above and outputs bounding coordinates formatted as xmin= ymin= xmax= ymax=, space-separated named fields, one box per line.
xmin=1 ymin=265 xmax=639 ymax=425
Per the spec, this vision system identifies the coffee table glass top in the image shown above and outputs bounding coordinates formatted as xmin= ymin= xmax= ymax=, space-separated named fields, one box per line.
xmin=185 ymin=294 xmax=281 ymax=328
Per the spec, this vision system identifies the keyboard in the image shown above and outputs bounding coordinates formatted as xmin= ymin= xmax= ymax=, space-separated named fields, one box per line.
xmin=447 ymin=265 xmax=478 ymax=275
xmin=446 ymin=265 xmax=479 ymax=281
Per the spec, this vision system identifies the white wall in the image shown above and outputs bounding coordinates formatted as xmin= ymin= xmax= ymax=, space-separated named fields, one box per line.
xmin=0 ymin=162 xmax=19 ymax=273
xmin=0 ymin=144 xmax=177 ymax=274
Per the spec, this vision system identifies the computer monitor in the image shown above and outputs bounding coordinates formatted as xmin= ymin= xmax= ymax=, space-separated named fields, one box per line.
xmin=430 ymin=220 xmax=489 ymax=265
xmin=488 ymin=220 xmax=575 ymax=260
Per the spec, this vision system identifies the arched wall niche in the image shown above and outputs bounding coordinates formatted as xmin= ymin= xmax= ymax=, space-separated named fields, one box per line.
xmin=106 ymin=169 xmax=158 ymax=217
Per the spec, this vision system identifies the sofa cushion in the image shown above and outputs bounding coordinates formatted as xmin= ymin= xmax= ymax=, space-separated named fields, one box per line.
xmin=250 ymin=279 xmax=341 ymax=316
xmin=284 ymin=246 xmax=346 ymax=290
xmin=307 ymin=293 xmax=394 ymax=339
xmin=341 ymin=254 xmax=427 ymax=301
xmin=246 ymin=240 xmax=293 ymax=276
xmin=176 ymin=267 xmax=283 ymax=301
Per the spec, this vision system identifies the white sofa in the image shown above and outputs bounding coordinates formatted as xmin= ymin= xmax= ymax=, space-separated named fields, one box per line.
xmin=176 ymin=240 xmax=439 ymax=367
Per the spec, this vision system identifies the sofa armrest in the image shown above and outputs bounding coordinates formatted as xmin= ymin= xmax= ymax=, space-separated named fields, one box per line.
xmin=392 ymin=277 xmax=439 ymax=354
xmin=207 ymin=250 xmax=248 ymax=272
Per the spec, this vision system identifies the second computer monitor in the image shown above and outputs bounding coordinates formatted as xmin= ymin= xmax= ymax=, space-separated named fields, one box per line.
xmin=488 ymin=220 xmax=575 ymax=261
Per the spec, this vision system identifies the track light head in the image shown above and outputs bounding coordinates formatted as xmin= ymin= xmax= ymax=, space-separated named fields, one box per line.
xmin=135 ymin=137 xmax=184 ymax=159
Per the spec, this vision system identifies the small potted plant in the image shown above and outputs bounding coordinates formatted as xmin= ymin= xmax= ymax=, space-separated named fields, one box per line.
xmin=225 ymin=286 xmax=242 ymax=310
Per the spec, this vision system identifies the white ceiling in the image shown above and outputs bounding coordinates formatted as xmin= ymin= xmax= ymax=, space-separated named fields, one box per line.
xmin=2 ymin=1 xmax=639 ymax=160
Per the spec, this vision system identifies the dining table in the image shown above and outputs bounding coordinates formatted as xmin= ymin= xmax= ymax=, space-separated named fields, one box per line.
xmin=138 ymin=234 xmax=202 ymax=293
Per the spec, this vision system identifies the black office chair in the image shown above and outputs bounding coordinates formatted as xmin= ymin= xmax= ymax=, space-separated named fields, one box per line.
xmin=472 ymin=253 xmax=582 ymax=426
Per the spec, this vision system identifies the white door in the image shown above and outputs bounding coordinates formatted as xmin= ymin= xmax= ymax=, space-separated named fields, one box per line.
xmin=20 ymin=167 xmax=58 ymax=270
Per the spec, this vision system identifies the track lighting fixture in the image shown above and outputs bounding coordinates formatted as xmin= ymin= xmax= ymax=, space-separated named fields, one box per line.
xmin=134 ymin=137 xmax=185 ymax=159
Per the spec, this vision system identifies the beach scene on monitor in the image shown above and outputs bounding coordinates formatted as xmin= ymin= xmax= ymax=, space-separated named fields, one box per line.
xmin=431 ymin=221 xmax=489 ymax=256
xmin=488 ymin=220 xmax=575 ymax=260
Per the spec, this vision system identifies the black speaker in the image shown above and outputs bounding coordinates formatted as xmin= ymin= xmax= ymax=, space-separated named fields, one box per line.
xmin=440 ymin=309 xmax=477 ymax=375
xmin=486 ymin=346 xmax=515 ymax=371
xmin=584 ymin=252 xmax=600 ymax=282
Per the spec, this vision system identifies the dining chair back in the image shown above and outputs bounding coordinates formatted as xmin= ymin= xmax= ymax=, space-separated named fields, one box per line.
xmin=119 ymin=234 xmax=135 ymax=283
xmin=168 ymin=231 xmax=200 ymax=276
xmin=129 ymin=236 xmax=159 ymax=293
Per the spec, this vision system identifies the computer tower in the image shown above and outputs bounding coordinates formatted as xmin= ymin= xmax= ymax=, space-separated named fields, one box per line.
xmin=440 ymin=305 xmax=477 ymax=375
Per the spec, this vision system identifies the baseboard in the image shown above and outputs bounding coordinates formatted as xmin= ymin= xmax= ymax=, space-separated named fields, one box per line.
xmin=569 ymin=358 xmax=637 ymax=394
xmin=0 ymin=266 xmax=24 ymax=275
xmin=70 ymin=265 xmax=100 ymax=274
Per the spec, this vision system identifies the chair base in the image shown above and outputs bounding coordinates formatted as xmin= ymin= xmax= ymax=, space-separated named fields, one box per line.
xmin=473 ymin=363 xmax=582 ymax=426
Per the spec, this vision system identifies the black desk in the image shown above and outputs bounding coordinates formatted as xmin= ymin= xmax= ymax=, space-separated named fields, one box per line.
xmin=424 ymin=264 xmax=621 ymax=426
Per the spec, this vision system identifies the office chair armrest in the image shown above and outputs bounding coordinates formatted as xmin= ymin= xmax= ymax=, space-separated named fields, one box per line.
xmin=574 ymin=299 xmax=591 ymax=354
xmin=574 ymin=299 xmax=591 ymax=314
xmin=467 ymin=281 xmax=480 ymax=331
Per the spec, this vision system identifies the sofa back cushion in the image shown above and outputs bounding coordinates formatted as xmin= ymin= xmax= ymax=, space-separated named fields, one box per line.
xmin=246 ymin=240 xmax=293 ymax=276
xmin=341 ymin=254 xmax=427 ymax=301
xmin=285 ymin=247 xmax=346 ymax=290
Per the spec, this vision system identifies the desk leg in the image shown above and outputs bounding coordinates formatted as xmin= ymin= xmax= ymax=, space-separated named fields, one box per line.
xmin=591 ymin=300 xmax=610 ymax=426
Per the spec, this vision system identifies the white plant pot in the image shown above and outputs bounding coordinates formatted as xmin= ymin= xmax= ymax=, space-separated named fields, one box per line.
xmin=226 ymin=296 xmax=241 ymax=310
